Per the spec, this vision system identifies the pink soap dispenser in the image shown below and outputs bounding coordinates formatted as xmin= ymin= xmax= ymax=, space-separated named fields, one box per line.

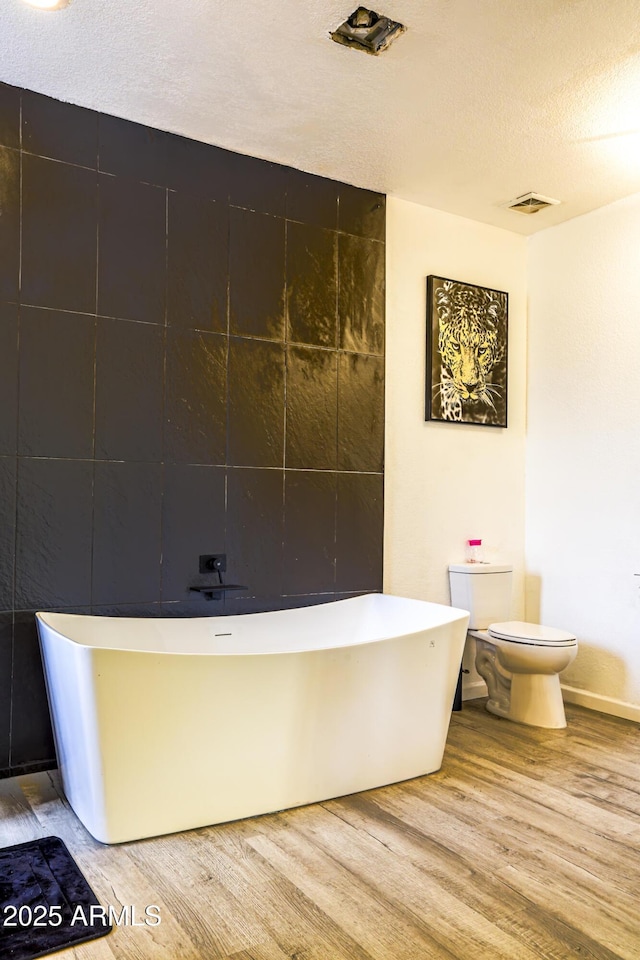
xmin=466 ymin=538 xmax=483 ymax=563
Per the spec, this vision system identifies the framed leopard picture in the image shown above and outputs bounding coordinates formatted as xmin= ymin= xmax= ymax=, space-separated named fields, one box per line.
xmin=425 ymin=275 xmax=508 ymax=427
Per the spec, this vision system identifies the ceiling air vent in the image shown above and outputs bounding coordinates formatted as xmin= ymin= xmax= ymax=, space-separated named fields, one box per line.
xmin=331 ymin=7 xmax=406 ymax=55
xmin=505 ymin=192 xmax=561 ymax=215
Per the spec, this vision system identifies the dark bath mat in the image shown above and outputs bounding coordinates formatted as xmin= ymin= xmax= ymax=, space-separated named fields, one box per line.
xmin=0 ymin=836 xmax=111 ymax=959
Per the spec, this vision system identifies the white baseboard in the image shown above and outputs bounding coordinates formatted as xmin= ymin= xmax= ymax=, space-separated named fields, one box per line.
xmin=561 ymin=684 xmax=640 ymax=723
xmin=462 ymin=679 xmax=487 ymax=701
xmin=463 ymin=679 xmax=640 ymax=722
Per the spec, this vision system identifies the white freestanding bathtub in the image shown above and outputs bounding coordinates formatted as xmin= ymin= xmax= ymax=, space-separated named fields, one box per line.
xmin=36 ymin=594 xmax=469 ymax=844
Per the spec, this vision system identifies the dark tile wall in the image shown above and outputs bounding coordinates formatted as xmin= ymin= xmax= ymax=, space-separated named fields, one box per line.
xmin=0 ymin=82 xmax=385 ymax=776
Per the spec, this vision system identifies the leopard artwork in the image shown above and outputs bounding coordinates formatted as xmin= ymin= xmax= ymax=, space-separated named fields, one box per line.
xmin=432 ymin=279 xmax=507 ymax=424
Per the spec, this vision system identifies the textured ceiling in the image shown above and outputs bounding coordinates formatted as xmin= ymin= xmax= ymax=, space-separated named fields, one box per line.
xmin=1 ymin=0 xmax=640 ymax=234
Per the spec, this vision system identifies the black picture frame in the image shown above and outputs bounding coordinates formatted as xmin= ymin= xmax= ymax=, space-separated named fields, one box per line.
xmin=425 ymin=275 xmax=508 ymax=427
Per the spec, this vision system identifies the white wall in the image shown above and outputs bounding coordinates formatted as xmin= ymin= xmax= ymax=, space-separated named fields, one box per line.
xmin=527 ymin=193 xmax=640 ymax=718
xmin=384 ymin=198 xmax=528 ymax=695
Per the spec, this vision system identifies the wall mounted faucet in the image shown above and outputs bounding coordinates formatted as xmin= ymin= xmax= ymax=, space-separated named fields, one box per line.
xmin=190 ymin=555 xmax=248 ymax=601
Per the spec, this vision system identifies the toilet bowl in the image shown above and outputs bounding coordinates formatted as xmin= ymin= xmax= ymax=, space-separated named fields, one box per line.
xmin=471 ymin=621 xmax=577 ymax=728
xmin=448 ymin=563 xmax=578 ymax=729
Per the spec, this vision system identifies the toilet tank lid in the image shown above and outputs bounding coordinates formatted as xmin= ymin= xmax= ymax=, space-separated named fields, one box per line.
xmin=449 ymin=562 xmax=513 ymax=574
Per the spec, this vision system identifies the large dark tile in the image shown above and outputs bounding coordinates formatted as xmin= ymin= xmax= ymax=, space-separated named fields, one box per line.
xmin=160 ymin=599 xmax=223 ymax=617
xmin=42 ymin=604 xmax=92 ymax=615
xmin=273 ymin=593 xmax=336 ymax=610
xmin=286 ymin=167 xmax=339 ymax=230
xmin=18 ymin=307 xmax=95 ymax=459
xmin=283 ymin=471 xmax=336 ymax=595
xmin=0 ymin=458 xmax=16 ymax=611
xmin=15 ymin=458 xmax=93 ymax=609
xmin=222 ymin=592 xmax=338 ymax=616
xmin=286 ymin=346 xmax=337 ymax=470
xmin=0 ymin=83 xmax=20 ymax=149
xmin=167 ymin=193 xmax=228 ymax=332
xmin=164 ymin=328 xmax=227 ymax=464
xmin=338 ymin=234 xmax=385 ymax=355
xmin=95 ymin=317 xmax=164 ymax=461
xmin=335 ymin=473 xmax=384 ymax=593
xmin=22 ymin=91 xmax=98 ymax=168
xmin=287 ymin=221 xmax=337 ymax=348
xmin=92 ymin=461 xmax=162 ymax=606
xmin=22 ymin=154 xmax=97 ymax=313
xmin=229 ymin=153 xmax=286 ymax=217
xmin=161 ymin=464 xmax=226 ymax=601
xmin=338 ymin=353 xmax=385 ymax=472
xmin=11 ymin=612 xmax=55 ymax=766
xmin=226 ymin=468 xmax=284 ymax=598
xmin=229 ymin=208 xmax=285 ymax=340
xmin=98 ymin=114 xmax=167 ymax=185
xmin=339 ymin=184 xmax=385 ymax=241
xmin=0 ymin=613 xmax=11 ymax=768
xmin=228 ymin=338 xmax=285 ymax=467
xmin=1 ymin=759 xmax=56 ymax=778
xmin=0 ymin=303 xmax=18 ymax=455
xmin=0 ymin=147 xmax=20 ymax=302
xmin=166 ymin=594 xmax=335 ymax=616
xmin=165 ymin=133 xmax=230 ymax=202
xmin=91 ymin=603 xmax=161 ymax=618
xmin=98 ymin=175 xmax=166 ymax=323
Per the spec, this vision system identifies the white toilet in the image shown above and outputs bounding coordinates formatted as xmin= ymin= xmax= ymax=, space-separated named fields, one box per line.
xmin=448 ymin=563 xmax=577 ymax=729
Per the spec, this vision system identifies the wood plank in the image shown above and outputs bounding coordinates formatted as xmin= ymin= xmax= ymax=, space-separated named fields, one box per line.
xmin=324 ymin=792 xmax=619 ymax=960
xmin=0 ymin=775 xmax=47 ymax=846
xmin=124 ymin=831 xmax=267 ymax=957
xmin=246 ymin=803 xmax=543 ymax=960
xmin=192 ymin=828 xmax=379 ymax=960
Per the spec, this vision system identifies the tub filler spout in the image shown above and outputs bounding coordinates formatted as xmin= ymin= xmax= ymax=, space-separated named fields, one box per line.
xmin=189 ymin=584 xmax=248 ymax=600
xmin=190 ymin=553 xmax=247 ymax=599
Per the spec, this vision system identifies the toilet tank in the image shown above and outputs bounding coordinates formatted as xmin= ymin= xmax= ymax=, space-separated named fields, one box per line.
xmin=448 ymin=563 xmax=513 ymax=629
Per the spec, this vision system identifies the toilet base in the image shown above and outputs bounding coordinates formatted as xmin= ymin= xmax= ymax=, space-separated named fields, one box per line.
xmin=506 ymin=673 xmax=567 ymax=729
xmin=474 ymin=633 xmax=572 ymax=729
xmin=485 ymin=698 xmax=510 ymax=721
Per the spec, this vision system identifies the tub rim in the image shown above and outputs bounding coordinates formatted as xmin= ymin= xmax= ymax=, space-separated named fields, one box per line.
xmin=36 ymin=593 xmax=470 ymax=658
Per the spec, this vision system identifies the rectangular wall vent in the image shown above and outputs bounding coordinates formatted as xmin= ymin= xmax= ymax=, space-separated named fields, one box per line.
xmin=331 ymin=7 xmax=406 ymax=55
xmin=505 ymin=192 xmax=561 ymax=215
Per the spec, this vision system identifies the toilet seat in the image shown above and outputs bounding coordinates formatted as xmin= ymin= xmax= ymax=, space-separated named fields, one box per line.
xmin=488 ymin=620 xmax=576 ymax=647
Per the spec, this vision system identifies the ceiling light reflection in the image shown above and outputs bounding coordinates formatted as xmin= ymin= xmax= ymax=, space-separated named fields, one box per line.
xmin=22 ymin=0 xmax=71 ymax=10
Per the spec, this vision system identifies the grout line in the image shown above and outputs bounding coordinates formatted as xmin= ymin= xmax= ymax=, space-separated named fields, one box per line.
xmin=282 ymin=217 xmax=288 ymax=471
xmin=13 ymin=98 xmax=23 ymax=620
xmin=7 ymin=455 xmax=382 ymax=475
xmin=17 ymin=101 xmax=22 ymax=298
xmin=10 ymin=90 xmax=22 ymax=767
xmin=12 ymin=303 xmax=382 ymax=358
xmin=92 ymin=170 xmax=99 ymax=461
xmin=224 ymin=198 xmax=232 ymax=471
xmin=222 ymin=197 xmax=232 ymax=612
xmin=333 ymin=215 xmax=340 ymax=592
xmin=88 ymin=174 xmax=99 ymax=611
xmin=158 ymin=187 xmax=170 ymax=603
xmin=8 ymin=526 xmax=16 ymax=775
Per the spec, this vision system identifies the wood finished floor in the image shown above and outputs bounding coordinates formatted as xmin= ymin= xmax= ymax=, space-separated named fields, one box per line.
xmin=2 ymin=699 xmax=640 ymax=960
